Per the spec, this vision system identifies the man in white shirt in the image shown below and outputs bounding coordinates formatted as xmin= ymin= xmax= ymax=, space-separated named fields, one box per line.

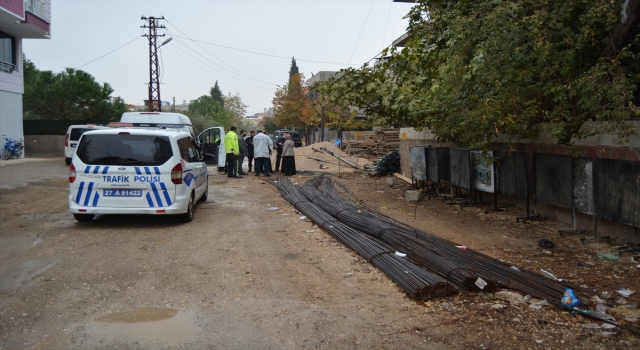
xmin=252 ymin=130 xmax=274 ymax=177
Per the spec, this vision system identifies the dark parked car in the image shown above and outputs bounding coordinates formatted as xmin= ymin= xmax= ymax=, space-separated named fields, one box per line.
xmin=275 ymin=129 xmax=303 ymax=147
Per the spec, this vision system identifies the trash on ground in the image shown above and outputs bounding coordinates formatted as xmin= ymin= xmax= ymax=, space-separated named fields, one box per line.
xmin=538 ymin=239 xmax=555 ymax=249
xmin=582 ymin=323 xmax=601 ymax=329
xmin=561 ymin=288 xmax=580 ymax=307
xmin=300 ymin=216 xmax=306 ymax=220
xmin=540 ymin=269 xmax=565 ymax=282
xmin=305 ymin=230 xmax=316 ymax=233
xmin=267 ymin=207 xmax=279 ymax=211
xmin=495 ymin=291 xmax=526 ymax=305
xmin=475 ymin=278 xmax=488 ymax=290
xmin=456 ymin=245 xmax=467 ymax=250
xmin=394 ymin=251 xmax=407 ymax=257
xmin=510 ymin=266 xmax=520 ymax=271
xmin=530 ymin=299 xmax=550 ymax=310
xmin=596 ymin=251 xmax=621 ymax=261
xmin=617 ymin=288 xmax=634 ymax=298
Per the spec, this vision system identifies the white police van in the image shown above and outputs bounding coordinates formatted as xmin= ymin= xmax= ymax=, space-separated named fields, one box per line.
xmin=68 ymin=123 xmax=209 ymax=223
xmin=64 ymin=124 xmax=108 ymax=165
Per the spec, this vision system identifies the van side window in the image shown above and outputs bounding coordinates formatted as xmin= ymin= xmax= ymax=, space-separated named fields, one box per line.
xmin=178 ymin=137 xmax=201 ymax=162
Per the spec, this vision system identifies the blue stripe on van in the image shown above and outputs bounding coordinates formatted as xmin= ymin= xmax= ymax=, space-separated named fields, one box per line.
xmin=102 ymin=166 xmax=110 ymax=174
xmin=145 ymin=193 xmax=154 ymax=207
xmin=160 ymin=182 xmax=172 ymax=206
xmin=92 ymin=193 xmax=100 ymax=207
xmin=135 ymin=167 xmax=142 ymax=175
xmin=83 ymin=182 xmax=94 ymax=206
xmin=154 ymin=167 xmax=160 ymax=175
xmin=150 ymin=182 xmax=163 ymax=207
xmin=75 ymin=182 xmax=85 ymax=204
xmin=84 ymin=166 xmax=91 ymax=174
xmin=93 ymin=166 xmax=101 ymax=174
xmin=144 ymin=167 xmax=151 ymax=175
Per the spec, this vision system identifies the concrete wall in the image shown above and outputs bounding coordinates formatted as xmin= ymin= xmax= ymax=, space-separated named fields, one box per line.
xmin=24 ymin=135 xmax=64 ymax=156
xmin=399 ymin=125 xmax=640 ymax=243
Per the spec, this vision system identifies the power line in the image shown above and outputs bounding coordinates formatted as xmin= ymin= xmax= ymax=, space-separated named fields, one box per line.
xmin=165 ymin=34 xmax=351 ymax=66
xmin=348 ymin=1 xmax=375 ymax=66
xmin=163 ymin=42 xmax=275 ymax=91
xmin=75 ymin=35 xmax=141 ymax=69
xmin=162 ymin=26 xmax=276 ymax=87
xmin=168 ymin=36 xmax=276 ymax=90
xmin=381 ymin=0 xmax=392 ymax=51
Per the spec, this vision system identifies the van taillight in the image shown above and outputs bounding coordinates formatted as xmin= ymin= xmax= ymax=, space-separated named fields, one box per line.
xmin=65 ymin=134 xmax=69 ymax=147
xmin=69 ymin=164 xmax=76 ymax=183
xmin=171 ymin=163 xmax=183 ymax=184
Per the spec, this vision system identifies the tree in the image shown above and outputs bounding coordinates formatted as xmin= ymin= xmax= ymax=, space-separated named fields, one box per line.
xmin=272 ymin=73 xmax=313 ymax=130
xmin=260 ymin=115 xmax=279 ymax=134
xmin=223 ymin=92 xmax=248 ymax=128
xmin=289 ymin=57 xmax=299 ymax=79
xmin=23 ymin=58 xmax=127 ymax=121
xmin=187 ymin=83 xmax=248 ymax=132
xmin=320 ymin=0 xmax=640 ymax=149
xmin=209 ymin=80 xmax=224 ymax=109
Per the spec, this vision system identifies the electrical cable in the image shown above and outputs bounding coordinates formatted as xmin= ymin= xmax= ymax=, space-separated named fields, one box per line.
xmin=381 ymin=0 xmax=393 ymax=51
xmin=164 ymin=34 xmax=350 ymax=66
xmin=348 ymin=1 xmax=375 ymax=66
xmin=163 ymin=38 xmax=275 ymax=91
xmin=75 ymin=34 xmax=142 ymax=69
xmin=164 ymin=20 xmax=278 ymax=86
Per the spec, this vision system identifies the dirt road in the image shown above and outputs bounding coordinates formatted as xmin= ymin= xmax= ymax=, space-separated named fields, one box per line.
xmin=1 ymin=159 xmax=638 ymax=349
xmin=0 ymin=159 xmax=451 ymax=349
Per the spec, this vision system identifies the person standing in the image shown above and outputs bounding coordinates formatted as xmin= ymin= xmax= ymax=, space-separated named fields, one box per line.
xmin=274 ymin=132 xmax=286 ymax=173
xmin=252 ymin=130 xmax=273 ymax=177
xmin=245 ymin=130 xmax=255 ymax=172
xmin=280 ymin=133 xmax=297 ymax=176
xmin=237 ymin=130 xmax=248 ymax=175
xmin=224 ymin=126 xmax=243 ymax=178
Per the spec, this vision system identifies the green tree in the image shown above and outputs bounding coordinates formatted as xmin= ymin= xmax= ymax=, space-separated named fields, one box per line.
xmin=289 ymin=57 xmax=299 ymax=79
xmin=209 ymin=80 xmax=224 ymax=109
xmin=321 ymin=0 xmax=640 ymax=149
xmin=23 ymin=58 xmax=127 ymax=121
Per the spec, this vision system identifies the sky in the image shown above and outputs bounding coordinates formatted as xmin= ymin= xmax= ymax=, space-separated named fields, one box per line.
xmin=23 ymin=0 xmax=414 ymax=115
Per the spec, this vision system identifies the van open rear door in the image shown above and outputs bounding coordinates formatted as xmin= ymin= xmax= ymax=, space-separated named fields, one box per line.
xmin=197 ymin=127 xmax=225 ymax=167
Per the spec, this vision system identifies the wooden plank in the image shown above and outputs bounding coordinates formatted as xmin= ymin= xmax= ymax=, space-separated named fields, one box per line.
xmin=393 ymin=172 xmax=412 ymax=184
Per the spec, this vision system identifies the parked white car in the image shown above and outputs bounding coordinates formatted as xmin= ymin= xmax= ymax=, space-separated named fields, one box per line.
xmin=64 ymin=125 xmax=108 ymax=165
xmin=68 ymin=125 xmax=208 ymax=223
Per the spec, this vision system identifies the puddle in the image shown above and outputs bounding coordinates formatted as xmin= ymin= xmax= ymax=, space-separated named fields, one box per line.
xmin=85 ymin=308 xmax=201 ymax=347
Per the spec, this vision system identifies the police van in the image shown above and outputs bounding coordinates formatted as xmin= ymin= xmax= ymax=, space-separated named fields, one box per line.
xmin=68 ymin=123 xmax=211 ymax=223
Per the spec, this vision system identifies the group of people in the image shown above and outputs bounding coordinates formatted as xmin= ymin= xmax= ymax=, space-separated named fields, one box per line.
xmin=223 ymin=127 xmax=296 ymax=178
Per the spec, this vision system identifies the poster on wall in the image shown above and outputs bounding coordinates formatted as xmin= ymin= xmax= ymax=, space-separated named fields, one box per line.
xmin=471 ymin=151 xmax=495 ymax=193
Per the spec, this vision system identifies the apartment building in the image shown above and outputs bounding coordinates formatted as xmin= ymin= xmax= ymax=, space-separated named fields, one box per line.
xmin=0 ymin=0 xmax=51 ymax=158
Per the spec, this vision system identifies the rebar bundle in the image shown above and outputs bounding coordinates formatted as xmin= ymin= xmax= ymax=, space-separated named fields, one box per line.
xmin=277 ymin=176 xmax=457 ymax=300
xmin=300 ymin=176 xmax=584 ymax=303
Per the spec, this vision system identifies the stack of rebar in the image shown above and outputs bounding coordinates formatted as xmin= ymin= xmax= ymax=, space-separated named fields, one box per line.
xmin=278 ymin=176 xmax=457 ymax=300
xmin=298 ymin=176 xmax=585 ymax=304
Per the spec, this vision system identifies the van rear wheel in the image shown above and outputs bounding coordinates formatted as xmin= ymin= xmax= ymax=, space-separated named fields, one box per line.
xmin=179 ymin=194 xmax=194 ymax=223
xmin=73 ymin=213 xmax=95 ymax=222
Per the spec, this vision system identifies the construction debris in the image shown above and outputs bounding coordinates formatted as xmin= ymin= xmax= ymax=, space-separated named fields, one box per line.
xmin=346 ymin=129 xmax=400 ymax=156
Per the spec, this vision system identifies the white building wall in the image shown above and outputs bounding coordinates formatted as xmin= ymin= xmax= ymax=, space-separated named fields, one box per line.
xmin=0 ymin=37 xmax=24 ymax=158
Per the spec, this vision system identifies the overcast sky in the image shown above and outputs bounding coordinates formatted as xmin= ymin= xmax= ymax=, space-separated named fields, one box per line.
xmin=23 ymin=0 xmax=413 ymax=115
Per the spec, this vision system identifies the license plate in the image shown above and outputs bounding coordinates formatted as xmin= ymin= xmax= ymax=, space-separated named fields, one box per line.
xmin=71 ymin=144 xmax=77 ymax=148
xmin=103 ymin=190 xmax=143 ymax=197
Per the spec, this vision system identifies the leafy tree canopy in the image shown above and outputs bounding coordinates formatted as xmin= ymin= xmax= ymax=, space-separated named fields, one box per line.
xmin=187 ymin=81 xmax=248 ymax=133
xmin=318 ymin=0 xmax=640 ymax=149
xmin=23 ymin=57 xmax=127 ymax=121
xmin=272 ymin=73 xmax=313 ymax=129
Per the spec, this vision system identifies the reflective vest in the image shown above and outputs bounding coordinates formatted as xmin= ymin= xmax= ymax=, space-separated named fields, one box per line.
xmin=224 ymin=130 xmax=239 ymax=154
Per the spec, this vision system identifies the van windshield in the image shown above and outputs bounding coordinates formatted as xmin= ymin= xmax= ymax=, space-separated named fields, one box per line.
xmin=76 ymin=134 xmax=173 ymax=166
xmin=70 ymin=128 xmax=94 ymax=141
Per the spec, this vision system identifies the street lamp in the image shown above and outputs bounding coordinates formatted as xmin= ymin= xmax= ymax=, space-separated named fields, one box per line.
xmin=159 ymin=37 xmax=172 ymax=48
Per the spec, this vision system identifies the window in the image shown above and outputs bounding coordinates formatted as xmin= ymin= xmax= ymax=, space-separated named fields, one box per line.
xmin=76 ymin=134 xmax=172 ymax=166
xmin=0 ymin=31 xmax=16 ymax=73
xmin=177 ymin=137 xmax=200 ymax=162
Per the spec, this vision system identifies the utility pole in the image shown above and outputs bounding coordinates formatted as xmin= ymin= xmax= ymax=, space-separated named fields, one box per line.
xmin=141 ymin=16 xmax=165 ymax=112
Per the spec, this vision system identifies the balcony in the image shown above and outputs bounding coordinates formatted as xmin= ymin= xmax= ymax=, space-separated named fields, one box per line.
xmin=24 ymin=0 xmax=51 ymax=23
xmin=0 ymin=60 xmax=17 ymax=73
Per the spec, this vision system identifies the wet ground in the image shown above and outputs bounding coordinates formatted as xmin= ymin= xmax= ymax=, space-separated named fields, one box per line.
xmin=0 ymin=158 xmax=638 ymax=349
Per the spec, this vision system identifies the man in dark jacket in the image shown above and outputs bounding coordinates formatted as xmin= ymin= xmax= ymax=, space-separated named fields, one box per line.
xmin=245 ymin=130 xmax=255 ymax=172
xmin=274 ymin=132 xmax=287 ymax=173
xmin=237 ymin=130 xmax=249 ymax=175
